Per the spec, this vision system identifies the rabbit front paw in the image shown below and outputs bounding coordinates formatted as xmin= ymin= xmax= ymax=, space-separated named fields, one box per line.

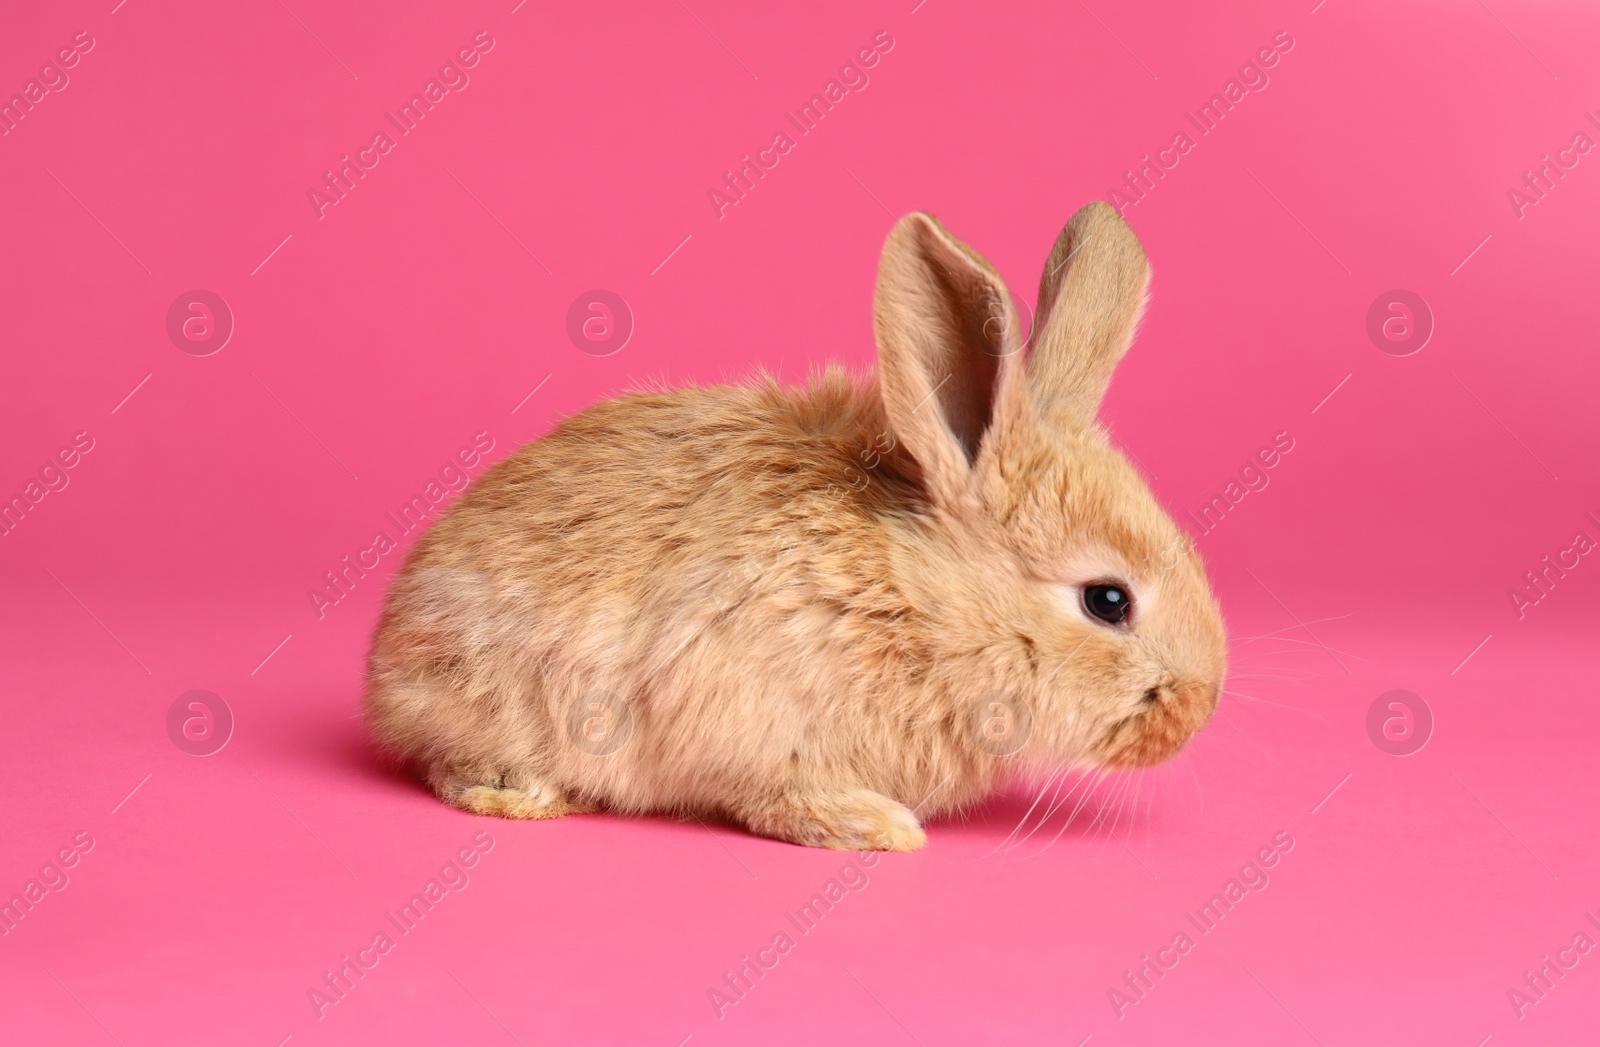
xmin=428 ymin=762 xmax=594 ymax=820
xmin=455 ymin=783 xmax=594 ymax=820
xmin=747 ymin=788 xmax=927 ymax=851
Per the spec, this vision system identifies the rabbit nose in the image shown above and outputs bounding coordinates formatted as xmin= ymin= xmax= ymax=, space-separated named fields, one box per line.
xmin=1147 ymin=676 xmax=1216 ymax=709
xmin=1172 ymin=679 xmax=1220 ymax=723
xmin=1097 ymin=678 xmax=1217 ymax=768
xmin=1147 ymin=677 xmax=1218 ymax=738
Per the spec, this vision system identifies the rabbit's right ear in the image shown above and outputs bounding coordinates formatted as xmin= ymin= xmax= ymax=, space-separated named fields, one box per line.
xmin=873 ymin=213 xmax=1023 ymax=512
xmin=1028 ymin=202 xmax=1151 ymax=425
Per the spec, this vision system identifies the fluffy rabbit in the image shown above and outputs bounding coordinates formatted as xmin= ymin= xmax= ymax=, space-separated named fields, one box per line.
xmin=365 ymin=201 xmax=1225 ymax=850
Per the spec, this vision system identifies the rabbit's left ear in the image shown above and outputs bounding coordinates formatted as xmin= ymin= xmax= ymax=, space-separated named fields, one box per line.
xmin=1028 ymin=202 xmax=1151 ymax=424
xmin=873 ymin=213 xmax=1024 ymax=510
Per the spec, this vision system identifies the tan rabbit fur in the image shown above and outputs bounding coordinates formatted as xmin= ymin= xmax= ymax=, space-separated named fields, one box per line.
xmin=365 ymin=201 xmax=1226 ymax=851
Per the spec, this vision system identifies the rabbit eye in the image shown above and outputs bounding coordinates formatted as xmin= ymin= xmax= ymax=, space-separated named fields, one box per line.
xmin=1082 ymin=583 xmax=1132 ymax=626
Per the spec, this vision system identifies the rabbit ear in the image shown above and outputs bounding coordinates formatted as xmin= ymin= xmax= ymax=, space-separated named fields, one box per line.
xmin=1028 ymin=202 xmax=1150 ymax=423
xmin=874 ymin=212 xmax=1023 ymax=509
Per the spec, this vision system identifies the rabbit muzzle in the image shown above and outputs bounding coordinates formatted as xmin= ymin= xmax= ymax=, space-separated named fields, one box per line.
xmin=1093 ymin=677 xmax=1219 ymax=768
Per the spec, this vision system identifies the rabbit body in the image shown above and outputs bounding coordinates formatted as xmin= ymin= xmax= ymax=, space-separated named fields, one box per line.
xmin=367 ymin=203 xmax=1227 ymax=850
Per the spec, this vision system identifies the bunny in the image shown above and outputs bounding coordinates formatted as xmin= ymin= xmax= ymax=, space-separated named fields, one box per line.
xmin=365 ymin=201 xmax=1226 ymax=851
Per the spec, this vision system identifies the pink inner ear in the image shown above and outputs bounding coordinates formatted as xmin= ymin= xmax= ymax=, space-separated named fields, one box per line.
xmin=940 ymin=302 xmax=1003 ymax=463
xmin=917 ymin=232 xmax=1007 ymax=465
xmin=877 ymin=212 xmax=1019 ymax=495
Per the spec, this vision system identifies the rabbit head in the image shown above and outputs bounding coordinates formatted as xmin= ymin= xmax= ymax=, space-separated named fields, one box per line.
xmin=873 ymin=202 xmax=1225 ymax=773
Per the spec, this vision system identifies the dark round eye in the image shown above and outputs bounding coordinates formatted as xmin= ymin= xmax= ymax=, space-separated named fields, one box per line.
xmin=1083 ymin=583 xmax=1132 ymax=626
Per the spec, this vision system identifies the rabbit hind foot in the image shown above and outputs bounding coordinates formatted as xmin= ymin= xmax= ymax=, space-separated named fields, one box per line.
xmin=428 ymin=763 xmax=594 ymax=820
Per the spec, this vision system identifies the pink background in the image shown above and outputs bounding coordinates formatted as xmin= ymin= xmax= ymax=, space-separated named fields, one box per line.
xmin=2 ymin=0 xmax=1598 ymax=1043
